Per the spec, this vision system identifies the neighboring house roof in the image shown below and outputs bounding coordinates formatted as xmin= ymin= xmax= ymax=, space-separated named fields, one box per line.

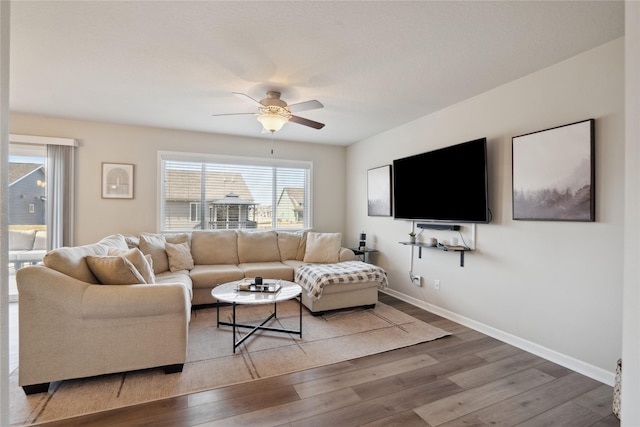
xmin=211 ymin=193 xmax=257 ymax=206
xmin=164 ymin=170 xmax=254 ymax=201
xmin=278 ymin=187 xmax=304 ymax=208
xmin=9 ymin=163 xmax=45 ymax=186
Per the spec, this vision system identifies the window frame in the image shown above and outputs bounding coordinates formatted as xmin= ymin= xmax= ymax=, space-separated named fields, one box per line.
xmin=157 ymin=151 xmax=313 ymax=233
xmin=189 ymin=202 xmax=201 ymax=222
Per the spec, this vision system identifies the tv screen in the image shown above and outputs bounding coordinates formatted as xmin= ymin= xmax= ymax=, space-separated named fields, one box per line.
xmin=393 ymin=138 xmax=490 ymax=223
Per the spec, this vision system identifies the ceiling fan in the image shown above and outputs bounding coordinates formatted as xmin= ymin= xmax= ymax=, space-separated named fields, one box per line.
xmin=212 ymin=91 xmax=325 ymax=133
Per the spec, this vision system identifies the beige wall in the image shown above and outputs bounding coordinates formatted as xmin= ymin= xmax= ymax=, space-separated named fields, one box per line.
xmin=346 ymin=38 xmax=624 ymax=383
xmin=8 ymin=116 xmax=348 ymax=245
xmin=623 ymin=1 xmax=640 ymax=423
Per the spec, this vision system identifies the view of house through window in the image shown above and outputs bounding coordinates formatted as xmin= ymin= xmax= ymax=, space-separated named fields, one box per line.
xmin=8 ymin=143 xmax=47 ymax=301
xmin=160 ymin=153 xmax=311 ymax=232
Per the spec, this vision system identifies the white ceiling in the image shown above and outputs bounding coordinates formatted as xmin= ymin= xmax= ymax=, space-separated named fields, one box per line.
xmin=9 ymin=1 xmax=624 ymax=146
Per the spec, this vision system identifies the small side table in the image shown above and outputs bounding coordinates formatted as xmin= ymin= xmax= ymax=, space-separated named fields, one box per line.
xmin=350 ymin=248 xmax=379 ymax=263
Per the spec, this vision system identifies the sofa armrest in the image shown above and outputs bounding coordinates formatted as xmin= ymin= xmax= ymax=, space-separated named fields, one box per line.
xmin=339 ymin=247 xmax=356 ymax=262
xmin=82 ymin=282 xmax=190 ymax=319
xmin=17 ymin=265 xmax=89 ymax=317
xmin=17 ymin=265 xmax=190 ymax=320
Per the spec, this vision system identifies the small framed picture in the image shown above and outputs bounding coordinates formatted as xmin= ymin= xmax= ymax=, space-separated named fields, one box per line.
xmin=102 ymin=162 xmax=134 ymax=199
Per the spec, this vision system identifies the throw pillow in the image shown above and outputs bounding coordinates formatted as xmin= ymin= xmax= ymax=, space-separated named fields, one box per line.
xmin=165 ymin=241 xmax=195 ymax=272
xmin=86 ymin=255 xmax=146 ymax=285
xmin=108 ymin=247 xmax=155 ymax=284
xmin=303 ymin=232 xmax=341 ymax=263
xmin=139 ymin=233 xmax=170 ymax=274
xmin=44 ymin=243 xmax=110 ymax=284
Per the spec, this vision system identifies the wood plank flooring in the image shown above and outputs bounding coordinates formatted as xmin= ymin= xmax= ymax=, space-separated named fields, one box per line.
xmin=33 ymin=293 xmax=620 ymax=427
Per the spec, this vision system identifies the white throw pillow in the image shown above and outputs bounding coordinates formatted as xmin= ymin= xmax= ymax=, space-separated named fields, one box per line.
xmin=303 ymin=232 xmax=341 ymax=263
xmin=165 ymin=241 xmax=195 ymax=272
xmin=86 ymin=255 xmax=146 ymax=285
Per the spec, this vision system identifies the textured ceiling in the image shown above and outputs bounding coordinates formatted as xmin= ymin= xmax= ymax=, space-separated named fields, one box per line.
xmin=9 ymin=1 xmax=624 ymax=146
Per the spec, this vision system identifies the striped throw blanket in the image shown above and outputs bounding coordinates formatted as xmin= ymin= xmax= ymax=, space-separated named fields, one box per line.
xmin=295 ymin=261 xmax=388 ymax=301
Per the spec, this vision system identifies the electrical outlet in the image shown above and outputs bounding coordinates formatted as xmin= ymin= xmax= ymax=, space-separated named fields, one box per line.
xmin=412 ymin=275 xmax=422 ymax=287
xmin=434 ymin=279 xmax=440 ymax=290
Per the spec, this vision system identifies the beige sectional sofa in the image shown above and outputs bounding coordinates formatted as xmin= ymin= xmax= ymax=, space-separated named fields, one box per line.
xmin=17 ymin=229 xmax=383 ymax=394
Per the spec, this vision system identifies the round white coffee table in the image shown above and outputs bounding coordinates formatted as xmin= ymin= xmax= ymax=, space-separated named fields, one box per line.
xmin=211 ymin=279 xmax=302 ymax=353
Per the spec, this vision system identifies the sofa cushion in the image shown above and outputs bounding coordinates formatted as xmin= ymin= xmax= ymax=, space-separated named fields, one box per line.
xmin=86 ymin=255 xmax=147 ymax=285
xmin=238 ymin=262 xmax=295 ymax=281
xmin=155 ymin=270 xmax=194 ymax=302
xmin=165 ymin=241 xmax=195 ymax=272
xmin=277 ymin=231 xmax=305 ymax=261
xmin=138 ymin=233 xmax=189 ymax=274
xmin=189 ymin=264 xmax=244 ymax=289
xmin=43 ymin=243 xmax=110 ymax=284
xmin=139 ymin=233 xmax=169 ymax=274
xmin=303 ymin=232 xmax=342 ymax=263
xmin=108 ymin=247 xmax=156 ymax=284
xmin=296 ymin=230 xmax=308 ymax=261
xmin=237 ymin=230 xmax=280 ymax=263
xmin=191 ymin=230 xmax=239 ymax=265
xmin=282 ymin=259 xmax=306 ymax=270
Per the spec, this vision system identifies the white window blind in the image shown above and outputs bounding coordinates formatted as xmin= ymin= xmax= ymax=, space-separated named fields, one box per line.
xmin=159 ymin=152 xmax=312 ymax=232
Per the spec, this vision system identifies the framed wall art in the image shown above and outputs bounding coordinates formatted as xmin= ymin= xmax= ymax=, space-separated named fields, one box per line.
xmin=102 ymin=162 xmax=134 ymax=199
xmin=367 ymin=165 xmax=392 ymax=216
xmin=512 ymin=119 xmax=595 ymax=221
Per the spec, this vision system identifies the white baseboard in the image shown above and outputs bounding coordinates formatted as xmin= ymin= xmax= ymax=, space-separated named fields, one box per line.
xmin=381 ymin=289 xmax=615 ymax=386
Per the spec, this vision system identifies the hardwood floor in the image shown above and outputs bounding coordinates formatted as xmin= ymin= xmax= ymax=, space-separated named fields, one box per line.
xmin=34 ymin=293 xmax=619 ymax=427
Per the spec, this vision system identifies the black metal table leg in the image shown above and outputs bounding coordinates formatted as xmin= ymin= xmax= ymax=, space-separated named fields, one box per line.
xmin=216 ymin=290 xmax=303 ymax=353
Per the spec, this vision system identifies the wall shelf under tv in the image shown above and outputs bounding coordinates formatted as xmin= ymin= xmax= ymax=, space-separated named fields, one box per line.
xmin=416 ymin=223 xmax=460 ymax=231
xmin=399 ymin=241 xmax=471 ymax=267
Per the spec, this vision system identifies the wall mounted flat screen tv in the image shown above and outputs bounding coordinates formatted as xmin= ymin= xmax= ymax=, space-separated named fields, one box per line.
xmin=393 ymin=138 xmax=490 ymax=223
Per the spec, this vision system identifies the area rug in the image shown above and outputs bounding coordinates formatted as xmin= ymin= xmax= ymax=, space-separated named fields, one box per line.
xmin=9 ymin=301 xmax=449 ymax=425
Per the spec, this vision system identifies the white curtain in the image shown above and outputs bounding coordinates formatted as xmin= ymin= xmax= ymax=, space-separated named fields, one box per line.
xmin=46 ymin=144 xmax=75 ymax=249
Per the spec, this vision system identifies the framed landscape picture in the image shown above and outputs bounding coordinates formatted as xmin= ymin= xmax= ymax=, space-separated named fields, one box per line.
xmin=367 ymin=165 xmax=392 ymax=216
xmin=102 ymin=162 xmax=134 ymax=199
xmin=512 ymin=119 xmax=595 ymax=221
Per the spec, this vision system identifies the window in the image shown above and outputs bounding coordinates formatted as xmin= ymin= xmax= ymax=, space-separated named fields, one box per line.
xmin=159 ymin=152 xmax=312 ymax=232
xmin=8 ymin=143 xmax=47 ymax=231
xmin=189 ymin=202 xmax=201 ymax=222
xmin=8 ymin=135 xmax=77 ymax=302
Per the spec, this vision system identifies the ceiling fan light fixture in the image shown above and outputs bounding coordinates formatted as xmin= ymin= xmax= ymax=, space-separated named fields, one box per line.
xmin=257 ymin=112 xmax=289 ymax=132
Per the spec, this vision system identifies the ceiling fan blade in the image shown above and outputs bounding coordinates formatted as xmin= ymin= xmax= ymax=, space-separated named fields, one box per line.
xmin=289 ymin=115 xmax=325 ymax=129
xmin=211 ymin=112 xmax=256 ymax=117
xmin=232 ymin=92 xmax=262 ymax=106
xmin=288 ymin=99 xmax=323 ymax=113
